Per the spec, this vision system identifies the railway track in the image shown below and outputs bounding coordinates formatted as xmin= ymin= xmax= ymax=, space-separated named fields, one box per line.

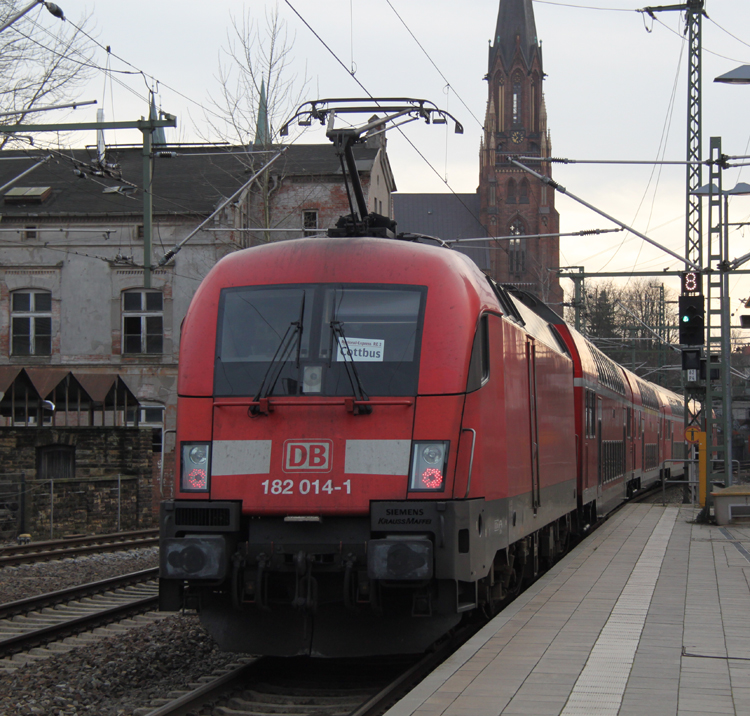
xmin=0 ymin=567 xmax=160 ymax=668
xmin=135 ymin=624 xmax=479 ymax=716
xmin=0 ymin=528 xmax=159 ymax=566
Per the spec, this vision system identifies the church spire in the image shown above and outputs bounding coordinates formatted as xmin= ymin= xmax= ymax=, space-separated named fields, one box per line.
xmin=490 ymin=0 xmax=540 ymax=73
xmin=254 ymin=79 xmax=270 ymax=147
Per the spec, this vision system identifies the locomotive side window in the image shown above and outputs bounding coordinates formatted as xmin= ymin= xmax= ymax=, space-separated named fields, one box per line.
xmin=214 ymin=283 xmax=426 ymax=398
xmin=466 ymin=314 xmax=490 ymax=392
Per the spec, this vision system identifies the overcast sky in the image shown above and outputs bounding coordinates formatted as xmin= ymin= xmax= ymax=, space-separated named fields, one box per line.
xmin=14 ymin=0 xmax=750 ymax=317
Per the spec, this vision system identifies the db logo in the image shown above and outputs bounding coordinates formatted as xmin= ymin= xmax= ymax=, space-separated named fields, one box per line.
xmin=283 ymin=440 xmax=332 ymax=472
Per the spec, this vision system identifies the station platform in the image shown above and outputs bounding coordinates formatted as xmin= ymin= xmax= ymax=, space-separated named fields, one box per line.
xmin=386 ymin=503 xmax=750 ymax=716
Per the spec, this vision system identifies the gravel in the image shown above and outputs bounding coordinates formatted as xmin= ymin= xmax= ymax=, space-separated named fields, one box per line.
xmin=0 ymin=613 xmax=245 ymax=716
xmin=0 ymin=547 xmax=249 ymax=715
xmin=0 ymin=548 xmax=160 ymax=604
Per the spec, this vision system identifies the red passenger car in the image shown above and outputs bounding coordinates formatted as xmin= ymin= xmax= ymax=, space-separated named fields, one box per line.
xmin=159 ymin=235 xmax=683 ymax=657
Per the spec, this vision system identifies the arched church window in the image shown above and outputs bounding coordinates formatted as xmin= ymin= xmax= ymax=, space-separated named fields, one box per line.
xmin=519 ymin=179 xmax=530 ymax=204
xmin=506 ymin=178 xmax=517 ymax=204
xmin=496 ymin=75 xmax=505 ymax=133
xmin=508 ymin=220 xmax=526 ymax=275
xmin=512 ymin=74 xmax=522 ymax=126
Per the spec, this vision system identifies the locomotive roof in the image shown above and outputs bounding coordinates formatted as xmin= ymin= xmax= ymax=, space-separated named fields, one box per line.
xmin=181 ymin=236 xmax=500 ymax=397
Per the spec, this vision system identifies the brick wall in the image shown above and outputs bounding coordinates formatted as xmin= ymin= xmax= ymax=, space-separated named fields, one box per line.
xmin=0 ymin=427 xmax=154 ymax=538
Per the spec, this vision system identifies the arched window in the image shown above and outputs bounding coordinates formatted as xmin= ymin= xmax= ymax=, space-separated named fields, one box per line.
xmin=496 ymin=75 xmax=505 ymax=132
xmin=508 ymin=220 xmax=526 ymax=275
xmin=511 ymin=73 xmax=523 ymax=126
xmin=122 ymin=289 xmax=163 ymax=354
xmin=519 ymin=179 xmax=530 ymax=204
xmin=11 ymin=289 xmax=52 ymax=356
xmin=506 ymin=178 xmax=517 ymax=204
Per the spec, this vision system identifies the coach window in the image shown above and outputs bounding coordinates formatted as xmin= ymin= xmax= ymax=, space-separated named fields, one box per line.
xmin=11 ymin=289 xmax=52 ymax=356
xmin=584 ymin=389 xmax=595 ymax=438
xmin=122 ymin=290 xmax=163 ymax=354
xmin=627 ymin=407 xmax=632 ymax=439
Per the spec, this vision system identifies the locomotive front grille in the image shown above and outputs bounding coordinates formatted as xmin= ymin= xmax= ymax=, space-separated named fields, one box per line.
xmin=175 ymin=506 xmax=232 ymax=527
xmin=162 ymin=501 xmax=241 ymax=534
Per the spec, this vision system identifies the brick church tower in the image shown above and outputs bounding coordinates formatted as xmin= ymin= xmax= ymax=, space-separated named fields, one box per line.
xmin=480 ymin=0 xmax=563 ymax=309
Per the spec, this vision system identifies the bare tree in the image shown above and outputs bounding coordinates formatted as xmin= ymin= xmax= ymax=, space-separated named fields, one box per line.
xmin=203 ymin=4 xmax=309 ymax=147
xmin=575 ymin=278 xmax=680 ymax=388
xmin=0 ymin=0 xmax=96 ymax=149
xmin=200 ymin=4 xmax=314 ymax=244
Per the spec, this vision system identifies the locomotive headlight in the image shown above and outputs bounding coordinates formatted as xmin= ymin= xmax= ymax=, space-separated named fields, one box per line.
xmin=181 ymin=442 xmax=211 ymax=493
xmin=408 ymin=441 xmax=449 ymax=492
xmin=422 ymin=445 xmax=443 ymax=464
xmin=189 ymin=445 xmax=208 ymax=464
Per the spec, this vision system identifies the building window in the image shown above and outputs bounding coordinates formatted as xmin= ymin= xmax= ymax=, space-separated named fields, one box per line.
xmin=488 ymin=183 xmax=496 ymax=207
xmin=126 ymin=405 xmax=165 ymax=452
xmin=512 ymin=79 xmax=522 ymax=125
xmin=508 ymin=220 xmax=526 ymax=275
xmin=303 ymin=210 xmax=318 ymax=236
xmin=506 ymin=178 xmax=517 ymax=204
xmin=123 ymin=290 xmax=163 ymax=354
xmin=519 ymin=179 xmax=530 ymax=204
xmin=11 ymin=290 xmax=52 ymax=356
xmin=24 ymin=226 xmax=37 ymax=240
xmin=37 ymin=445 xmax=75 ymax=480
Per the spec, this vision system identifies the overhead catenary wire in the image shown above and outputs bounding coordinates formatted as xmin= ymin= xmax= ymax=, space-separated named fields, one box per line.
xmin=282 ymin=0 xmax=488 ymax=239
xmin=158 ymin=147 xmax=289 ymax=267
xmin=384 ymin=0 xmax=483 ymax=130
xmin=509 ymin=157 xmax=700 ymax=270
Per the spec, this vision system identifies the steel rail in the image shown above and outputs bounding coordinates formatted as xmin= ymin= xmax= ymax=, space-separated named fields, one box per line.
xmin=0 ymin=567 xmax=158 ymax=620
xmin=0 ymin=528 xmax=158 ymax=555
xmin=0 ymin=593 xmax=158 ymax=657
xmin=143 ymin=660 xmax=259 ymax=716
xmin=0 ymin=529 xmax=159 ymax=566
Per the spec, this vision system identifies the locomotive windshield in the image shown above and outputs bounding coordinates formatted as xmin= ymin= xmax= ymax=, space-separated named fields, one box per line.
xmin=214 ymin=284 xmax=426 ymax=397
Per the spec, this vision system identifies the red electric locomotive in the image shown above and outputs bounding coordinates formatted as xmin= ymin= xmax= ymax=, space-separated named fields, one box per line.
xmin=158 ymin=100 xmax=684 ymax=657
xmin=158 ymin=235 xmax=684 ymax=657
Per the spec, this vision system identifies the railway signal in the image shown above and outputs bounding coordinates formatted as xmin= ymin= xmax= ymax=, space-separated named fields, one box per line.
xmin=678 ymin=295 xmax=704 ymax=345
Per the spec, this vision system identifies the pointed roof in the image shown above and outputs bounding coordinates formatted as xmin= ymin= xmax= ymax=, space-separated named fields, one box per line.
xmin=490 ymin=0 xmax=540 ymax=73
xmin=254 ymin=79 xmax=270 ymax=147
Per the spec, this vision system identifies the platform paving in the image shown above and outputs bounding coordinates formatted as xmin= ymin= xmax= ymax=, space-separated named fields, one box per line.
xmin=386 ymin=503 xmax=750 ymax=716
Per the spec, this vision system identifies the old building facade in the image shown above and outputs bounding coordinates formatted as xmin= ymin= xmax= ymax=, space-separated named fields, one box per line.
xmin=0 ymin=139 xmax=394 ymax=531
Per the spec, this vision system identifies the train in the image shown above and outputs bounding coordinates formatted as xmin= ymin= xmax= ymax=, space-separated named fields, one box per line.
xmin=157 ymin=233 xmax=685 ymax=657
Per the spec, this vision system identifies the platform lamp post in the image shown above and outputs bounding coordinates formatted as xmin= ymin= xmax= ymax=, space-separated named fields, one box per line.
xmin=712 ymin=65 xmax=750 ymax=487
xmin=692 ymin=177 xmax=750 ymax=490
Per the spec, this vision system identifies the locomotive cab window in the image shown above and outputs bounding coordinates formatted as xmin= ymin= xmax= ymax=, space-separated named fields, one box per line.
xmin=215 ymin=283 xmax=426 ymax=397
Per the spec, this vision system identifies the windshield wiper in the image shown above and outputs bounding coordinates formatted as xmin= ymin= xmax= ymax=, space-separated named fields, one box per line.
xmin=330 ymin=320 xmax=372 ymax=415
xmin=251 ymin=294 xmax=305 ymax=415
